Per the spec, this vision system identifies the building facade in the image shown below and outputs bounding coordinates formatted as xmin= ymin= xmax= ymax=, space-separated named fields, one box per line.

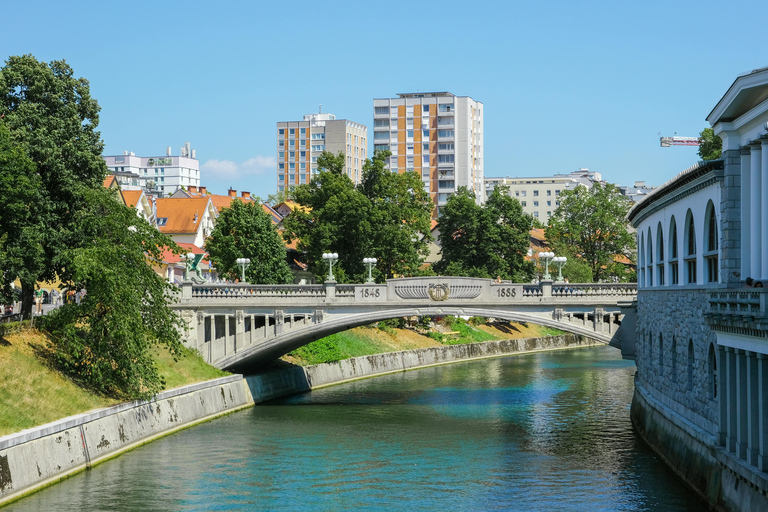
xmin=628 ymin=67 xmax=768 ymax=512
xmin=103 ymin=142 xmax=200 ymax=197
xmin=372 ymin=92 xmax=483 ymax=215
xmin=276 ymin=113 xmax=367 ymax=191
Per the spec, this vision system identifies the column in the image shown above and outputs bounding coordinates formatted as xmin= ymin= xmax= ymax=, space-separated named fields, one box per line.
xmin=717 ymin=346 xmax=728 ymax=446
xmin=747 ymin=351 xmax=759 ymax=466
xmin=736 ymin=349 xmax=748 ymax=459
xmin=741 ymin=147 xmax=752 ymax=278
xmin=762 ymin=137 xmax=768 ymax=278
xmin=726 ymin=347 xmax=737 ymax=452
xmin=750 ymin=143 xmax=762 ymax=279
xmin=758 ymin=354 xmax=768 ymax=472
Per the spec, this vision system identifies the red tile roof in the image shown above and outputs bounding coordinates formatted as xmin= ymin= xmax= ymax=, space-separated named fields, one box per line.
xmin=121 ymin=190 xmax=144 ymax=208
xmin=155 ymin=197 xmax=212 ymax=234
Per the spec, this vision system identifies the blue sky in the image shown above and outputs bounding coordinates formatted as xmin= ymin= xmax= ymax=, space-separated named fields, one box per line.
xmin=2 ymin=0 xmax=766 ymax=198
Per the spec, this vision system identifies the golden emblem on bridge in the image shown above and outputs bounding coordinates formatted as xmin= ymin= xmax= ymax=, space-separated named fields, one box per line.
xmin=428 ymin=283 xmax=450 ymax=301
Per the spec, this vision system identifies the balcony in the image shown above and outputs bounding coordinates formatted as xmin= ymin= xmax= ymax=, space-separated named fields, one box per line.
xmin=706 ymin=289 xmax=768 ymax=332
xmin=437 ymin=117 xmax=455 ymax=129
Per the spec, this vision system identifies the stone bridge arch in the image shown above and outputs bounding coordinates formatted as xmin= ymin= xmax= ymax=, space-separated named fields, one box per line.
xmin=171 ymin=277 xmax=637 ymax=371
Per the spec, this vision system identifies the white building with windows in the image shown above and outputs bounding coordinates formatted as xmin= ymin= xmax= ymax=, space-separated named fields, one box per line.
xmin=276 ymin=113 xmax=367 ymax=191
xmin=103 ymin=142 xmax=200 ymax=197
xmin=372 ymin=92 xmax=483 ymax=216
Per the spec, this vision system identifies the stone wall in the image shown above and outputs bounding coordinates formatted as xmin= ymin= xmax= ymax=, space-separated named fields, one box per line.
xmin=0 ymin=375 xmax=253 ymax=507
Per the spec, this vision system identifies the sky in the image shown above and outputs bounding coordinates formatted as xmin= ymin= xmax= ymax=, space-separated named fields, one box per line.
xmin=2 ymin=0 xmax=767 ymax=198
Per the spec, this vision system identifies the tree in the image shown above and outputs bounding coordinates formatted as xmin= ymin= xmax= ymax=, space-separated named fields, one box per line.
xmin=698 ymin=127 xmax=722 ymax=160
xmin=205 ymin=200 xmax=293 ymax=284
xmin=44 ymin=187 xmax=184 ymax=400
xmin=0 ymin=55 xmax=107 ymax=316
xmin=546 ymin=182 xmax=635 ymax=282
xmin=435 ymin=186 xmax=534 ymax=281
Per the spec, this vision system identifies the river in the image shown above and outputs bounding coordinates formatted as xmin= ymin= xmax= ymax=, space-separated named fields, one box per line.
xmin=11 ymin=346 xmax=704 ymax=511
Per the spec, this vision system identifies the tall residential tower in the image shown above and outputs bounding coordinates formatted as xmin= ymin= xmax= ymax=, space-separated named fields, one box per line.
xmin=372 ymin=92 xmax=483 ymax=215
xmin=276 ymin=113 xmax=367 ymax=191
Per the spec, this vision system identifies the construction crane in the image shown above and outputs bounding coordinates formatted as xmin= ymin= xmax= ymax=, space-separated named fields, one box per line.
xmin=660 ymin=136 xmax=700 ymax=147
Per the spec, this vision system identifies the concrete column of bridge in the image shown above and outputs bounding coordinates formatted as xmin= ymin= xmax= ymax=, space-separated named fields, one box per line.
xmin=225 ymin=315 xmax=234 ymax=356
xmin=750 ymin=143 xmax=762 ymax=279
xmin=741 ymin=147 xmax=752 ymax=278
xmin=324 ymin=281 xmax=336 ymax=302
xmin=747 ymin=351 xmax=760 ymax=467
xmin=235 ymin=311 xmax=245 ymax=354
xmin=758 ymin=353 xmax=768 ymax=472
xmin=726 ymin=347 xmax=737 ymax=453
xmin=717 ymin=345 xmax=728 ymax=447
xmin=540 ymin=280 xmax=552 ymax=298
xmin=736 ymin=349 xmax=749 ymax=459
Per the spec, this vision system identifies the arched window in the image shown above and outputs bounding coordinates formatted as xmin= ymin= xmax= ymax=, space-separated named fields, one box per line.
xmin=671 ymin=336 xmax=677 ymax=383
xmin=639 ymin=232 xmax=645 ymax=287
xmin=684 ymin=210 xmax=697 ymax=284
xmin=708 ymin=343 xmax=717 ymax=400
xmin=669 ymin=216 xmax=679 ymax=285
xmin=704 ymin=201 xmax=719 ymax=283
xmin=647 ymin=227 xmax=654 ymax=286
xmin=656 ymin=222 xmax=665 ymax=286
xmin=688 ymin=339 xmax=694 ymax=391
xmin=659 ymin=333 xmax=664 ymax=374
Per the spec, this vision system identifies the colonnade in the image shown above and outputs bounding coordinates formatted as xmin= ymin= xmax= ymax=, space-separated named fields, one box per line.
xmin=741 ymin=142 xmax=768 ymax=280
xmin=719 ymin=346 xmax=768 ymax=472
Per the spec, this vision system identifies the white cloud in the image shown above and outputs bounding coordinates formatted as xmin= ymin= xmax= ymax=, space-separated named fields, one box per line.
xmin=201 ymin=156 xmax=276 ymax=178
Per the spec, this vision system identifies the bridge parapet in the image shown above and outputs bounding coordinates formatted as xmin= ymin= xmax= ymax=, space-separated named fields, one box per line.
xmin=706 ymin=288 xmax=768 ymax=333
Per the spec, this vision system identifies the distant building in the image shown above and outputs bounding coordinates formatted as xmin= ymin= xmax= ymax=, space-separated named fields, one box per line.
xmin=373 ymin=92 xmax=483 ymax=216
xmin=103 ymin=142 xmax=200 ymax=197
xmin=484 ymin=169 xmax=600 ymax=221
xmin=276 ymin=113 xmax=367 ymax=191
xmin=618 ymin=181 xmax=657 ymax=203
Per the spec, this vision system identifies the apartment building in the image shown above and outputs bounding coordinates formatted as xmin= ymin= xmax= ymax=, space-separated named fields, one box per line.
xmin=103 ymin=142 xmax=200 ymax=197
xmin=372 ymin=92 xmax=483 ymax=216
xmin=276 ymin=113 xmax=367 ymax=191
xmin=485 ymin=170 xmax=601 ymax=221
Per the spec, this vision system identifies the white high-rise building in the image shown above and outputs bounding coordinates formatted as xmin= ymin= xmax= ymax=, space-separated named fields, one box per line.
xmin=276 ymin=113 xmax=367 ymax=191
xmin=372 ymin=92 xmax=483 ymax=216
xmin=103 ymin=142 xmax=200 ymax=197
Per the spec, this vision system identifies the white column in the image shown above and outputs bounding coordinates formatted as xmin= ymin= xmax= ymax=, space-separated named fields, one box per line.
xmin=762 ymin=139 xmax=768 ymax=278
xmin=741 ymin=148 xmax=752 ymax=279
xmin=747 ymin=351 xmax=759 ymax=467
xmin=758 ymin=353 xmax=768 ymax=472
xmin=737 ymin=349 xmax=749 ymax=459
xmin=751 ymin=143 xmax=762 ymax=279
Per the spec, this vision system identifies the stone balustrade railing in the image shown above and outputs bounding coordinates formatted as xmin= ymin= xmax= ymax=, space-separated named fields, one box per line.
xmin=551 ymin=283 xmax=637 ymax=298
xmin=191 ymin=284 xmax=326 ymax=299
xmin=707 ymin=289 xmax=768 ymax=330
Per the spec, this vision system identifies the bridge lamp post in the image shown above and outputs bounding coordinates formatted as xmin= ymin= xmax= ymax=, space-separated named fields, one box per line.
xmin=363 ymin=257 xmax=377 ymax=283
xmin=553 ymin=256 xmax=567 ymax=282
xmin=236 ymin=257 xmax=251 ymax=283
xmin=322 ymin=252 xmax=339 ymax=282
xmin=539 ymin=252 xmax=555 ymax=280
xmin=183 ymin=252 xmax=195 ymax=282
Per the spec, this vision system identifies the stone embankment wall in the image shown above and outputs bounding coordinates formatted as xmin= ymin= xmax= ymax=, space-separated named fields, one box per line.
xmin=246 ymin=334 xmax=598 ymax=403
xmin=0 ymin=375 xmax=253 ymax=507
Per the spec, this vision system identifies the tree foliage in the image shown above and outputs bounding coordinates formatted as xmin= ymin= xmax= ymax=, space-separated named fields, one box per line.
xmin=545 ymin=183 xmax=635 ymax=282
xmin=205 ymin=200 xmax=293 ymax=284
xmin=0 ymin=55 xmax=107 ymax=315
xmin=435 ymin=186 xmax=534 ymax=281
xmin=282 ymin=150 xmax=433 ymax=282
xmin=44 ymin=188 xmax=184 ymax=400
xmin=698 ymin=127 xmax=722 ymax=161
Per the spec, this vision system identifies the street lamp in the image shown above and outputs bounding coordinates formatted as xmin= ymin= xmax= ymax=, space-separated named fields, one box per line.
xmin=363 ymin=257 xmax=377 ymax=283
xmin=322 ymin=252 xmax=339 ymax=282
xmin=553 ymin=256 xmax=568 ymax=282
xmin=236 ymin=257 xmax=251 ymax=283
xmin=539 ymin=251 xmax=554 ymax=280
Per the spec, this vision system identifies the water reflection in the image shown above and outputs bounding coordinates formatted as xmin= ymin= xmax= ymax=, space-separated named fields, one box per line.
xmin=11 ymin=346 xmax=704 ymax=511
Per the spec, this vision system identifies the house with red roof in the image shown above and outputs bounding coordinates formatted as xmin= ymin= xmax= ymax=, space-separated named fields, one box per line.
xmin=154 ymin=196 xmax=217 ymax=249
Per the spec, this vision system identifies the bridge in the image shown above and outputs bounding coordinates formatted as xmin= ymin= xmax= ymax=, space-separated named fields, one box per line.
xmin=170 ymin=277 xmax=638 ymax=371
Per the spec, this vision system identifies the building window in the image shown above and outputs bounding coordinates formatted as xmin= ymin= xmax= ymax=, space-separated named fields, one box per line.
xmin=687 ymin=340 xmax=694 ymax=391
xmin=704 ymin=202 xmax=718 ymax=283
xmin=423 ymin=129 xmax=430 ymax=138
xmin=671 ymin=336 xmax=677 ymax=382
xmin=375 ymin=106 xmax=388 ymax=115
xmin=659 ymin=333 xmax=664 ymax=374
xmin=300 ymin=128 xmax=306 ymax=135
xmin=423 ymin=105 xmax=429 ymax=113
xmin=547 ymin=190 xmax=551 ymax=196
xmin=547 ymin=201 xmax=551 ymax=207
xmin=521 ymin=201 xmax=527 ymax=207
xmin=656 ymin=222 xmax=665 ymax=286
xmin=669 ymin=216 xmax=679 ymax=285
xmin=289 ymin=128 xmax=295 ymax=137
xmin=647 ymin=227 xmax=654 ymax=286
xmin=533 ymin=201 xmax=539 ymax=207
xmin=278 ymin=129 xmax=284 ymax=135
xmin=520 ymin=190 xmax=526 ymax=197
xmin=708 ymin=343 xmax=717 ymax=399
xmin=684 ymin=210 xmax=696 ymax=284
xmin=533 ymin=190 xmax=539 ymax=196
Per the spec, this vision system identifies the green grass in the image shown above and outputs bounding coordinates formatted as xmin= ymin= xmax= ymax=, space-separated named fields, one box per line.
xmin=440 ymin=317 xmax=500 ymax=345
xmin=0 ymin=328 xmax=230 ymax=437
xmin=288 ymin=330 xmax=396 ymax=365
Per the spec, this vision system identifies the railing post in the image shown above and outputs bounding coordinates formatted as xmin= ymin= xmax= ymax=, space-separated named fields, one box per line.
xmin=324 ymin=280 xmax=336 ymax=302
xmin=182 ymin=281 xmax=192 ymax=300
xmin=541 ymin=280 xmax=552 ymax=298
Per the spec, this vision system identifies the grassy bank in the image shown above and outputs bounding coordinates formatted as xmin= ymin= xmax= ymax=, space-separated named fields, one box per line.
xmin=284 ymin=318 xmax=564 ymax=366
xmin=0 ymin=323 xmax=228 ymax=437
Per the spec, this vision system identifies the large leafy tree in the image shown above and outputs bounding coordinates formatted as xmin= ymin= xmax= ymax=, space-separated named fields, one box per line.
xmin=698 ymin=127 xmax=722 ymax=161
xmin=44 ymin=187 xmax=184 ymax=400
xmin=283 ymin=150 xmax=433 ymax=282
xmin=0 ymin=55 xmax=107 ymax=316
xmin=546 ymin=182 xmax=635 ymax=282
xmin=435 ymin=186 xmax=534 ymax=281
xmin=205 ymin=200 xmax=293 ymax=284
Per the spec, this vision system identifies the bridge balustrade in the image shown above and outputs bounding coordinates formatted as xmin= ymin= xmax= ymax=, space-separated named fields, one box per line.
xmin=706 ymin=289 xmax=768 ymax=332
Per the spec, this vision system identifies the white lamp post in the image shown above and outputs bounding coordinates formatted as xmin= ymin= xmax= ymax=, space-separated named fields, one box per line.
xmin=363 ymin=257 xmax=377 ymax=283
xmin=236 ymin=257 xmax=251 ymax=283
xmin=183 ymin=252 xmax=195 ymax=282
xmin=539 ymin=251 xmax=555 ymax=280
xmin=553 ymin=256 xmax=568 ymax=282
xmin=322 ymin=252 xmax=339 ymax=282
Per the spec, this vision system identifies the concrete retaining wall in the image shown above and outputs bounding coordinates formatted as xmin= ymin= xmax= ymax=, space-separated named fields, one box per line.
xmin=632 ymin=380 xmax=768 ymax=512
xmin=0 ymin=375 xmax=254 ymax=507
xmin=246 ymin=334 xmax=598 ymax=403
